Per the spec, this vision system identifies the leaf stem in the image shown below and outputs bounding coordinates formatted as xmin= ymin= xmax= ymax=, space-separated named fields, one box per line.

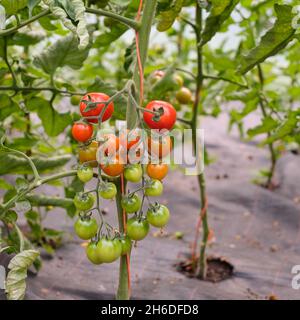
xmin=0 ymin=10 xmax=51 ymax=37
xmin=86 ymin=7 xmax=140 ymax=30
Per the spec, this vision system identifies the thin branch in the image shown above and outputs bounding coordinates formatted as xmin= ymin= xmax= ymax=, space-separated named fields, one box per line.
xmin=202 ymin=74 xmax=248 ymax=88
xmin=0 ymin=10 xmax=50 ymax=37
xmin=86 ymin=7 xmax=140 ymax=30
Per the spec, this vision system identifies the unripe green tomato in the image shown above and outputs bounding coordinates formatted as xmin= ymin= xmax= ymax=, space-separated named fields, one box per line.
xmin=147 ymin=204 xmax=170 ymax=228
xmin=77 ymin=166 xmax=94 ymax=183
xmin=99 ymin=182 xmax=117 ymax=199
xmin=127 ymin=217 xmax=150 ymax=241
xmin=124 ymin=164 xmax=143 ymax=183
xmin=74 ymin=217 xmax=98 ymax=240
xmin=74 ymin=193 xmax=95 ymax=211
xmin=96 ymin=238 xmax=122 ymax=263
xmin=119 ymin=236 xmax=132 ymax=255
xmin=145 ymin=179 xmax=163 ymax=197
xmin=70 ymin=95 xmax=82 ymax=106
xmin=176 ymin=87 xmax=192 ymax=104
xmin=86 ymin=242 xmax=102 ymax=264
xmin=121 ymin=194 xmax=141 ymax=213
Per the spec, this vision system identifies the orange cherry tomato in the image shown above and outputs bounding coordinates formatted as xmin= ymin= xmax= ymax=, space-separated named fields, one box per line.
xmin=99 ymin=133 xmax=119 ymax=157
xmin=146 ymin=163 xmax=168 ymax=180
xmin=79 ymin=141 xmax=98 ymax=167
xmin=148 ymin=135 xmax=173 ymax=159
xmin=100 ymin=155 xmax=125 ymax=177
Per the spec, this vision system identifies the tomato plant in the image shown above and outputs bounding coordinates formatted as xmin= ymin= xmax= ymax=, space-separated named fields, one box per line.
xmin=0 ymin=0 xmax=299 ymax=302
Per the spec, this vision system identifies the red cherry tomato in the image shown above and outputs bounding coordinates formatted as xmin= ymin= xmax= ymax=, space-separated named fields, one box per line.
xmin=72 ymin=122 xmax=93 ymax=142
xmin=80 ymin=92 xmax=114 ymax=124
xmin=143 ymin=101 xmax=176 ymax=131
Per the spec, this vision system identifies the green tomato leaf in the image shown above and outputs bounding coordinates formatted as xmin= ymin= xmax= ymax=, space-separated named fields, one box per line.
xmin=33 ymin=34 xmax=90 ymax=75
xmin=0 ymin=0 xmax=27 ymax=15
xmin=28 ymin=0 xmax=41 ymax=16
xmin=37 ymin=101 xmax=72 ymax=137
xmin=262 ymin=111 xmax=299 ymax=145
xmin=6 ymin=250 xmax=40 ymax=300
xmin=0 ymin=153 xmax=71 ymax=175
xmin=200 ymin=0 xmax=239 ymax=46
xmin=0 ymin=178 xmax=13 ymax=190
xmin=157 ymin=0 xmax=184 ymax=32
xmin=238 ymin=4 xmax=297 ymax=74
xmin=247 ymin=116 xmax=278 ymax=138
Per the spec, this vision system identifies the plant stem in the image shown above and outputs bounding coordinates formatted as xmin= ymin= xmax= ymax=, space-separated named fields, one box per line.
xmin=115 ymin=177 xmax=129 ymax=300
xmin=86 ymin=7 xmax=140 ymax=30
xmin=116 ymin=0 xmax=158 ymax=300
xmin=0 ymin=10 xmax=50 ymax=37
xmin=128 ymin=0 xmax=157 ymax=129
xmin=257 ymin=65 xmax=277 ymax=188
xmin=191 ymin=4 xmax=209 ymax=280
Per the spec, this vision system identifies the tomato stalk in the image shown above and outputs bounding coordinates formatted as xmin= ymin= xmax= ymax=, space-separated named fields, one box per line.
xmin=116 ymin=0 xmax=158 ymax=301
xmin=190 ymin=4 xmax=210 ymax=280
xmin=257 ymin=64 xmax=277 ymax=189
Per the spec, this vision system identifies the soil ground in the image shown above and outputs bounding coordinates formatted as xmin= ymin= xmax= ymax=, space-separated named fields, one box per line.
xmin=1 ymin=114 xmax=300 ymax=300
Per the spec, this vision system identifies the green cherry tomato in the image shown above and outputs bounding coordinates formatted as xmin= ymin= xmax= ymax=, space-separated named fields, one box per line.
xmin=77 ymin=166 xmax=94 ymax=183
xmin=119 ymin=236 xmax=132 ymax=255
xmin=127 ymin=217 xmax=150 ymax=241
xmin=124 ymin=164 xmax=143 ymax=183
xmin=86 ymin=241 xmax=102 ymax=265
xmin=99 ymin=182 xmax=117 ymax=199
xmin=96 ymin=238 xmax=122 ymax=263
xmin=147 ymin=204 xmax=170 ymax=228
xmin=121 ymin=194 xmax=141 ymax=214
xmin=74 ymin=217 xmax=98 ymax=240
xmin=145 ymin=179 xmax=163 ymax=197
xmin=70 ymin=95 xmax=82 ymax=106
xmin=74 ymin=193 xmax=95 ymax=211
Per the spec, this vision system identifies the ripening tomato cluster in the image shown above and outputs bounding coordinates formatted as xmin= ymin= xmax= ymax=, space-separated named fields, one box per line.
xmin=70 ymin=91 xmax=177 ymax=265
xmin=149 ymin=70 xmax=193 ymax=109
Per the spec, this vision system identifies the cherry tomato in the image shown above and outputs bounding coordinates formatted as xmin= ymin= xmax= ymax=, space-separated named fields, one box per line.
xmin=80 ymin=92 xmax=114 ymax=124
xmin=147 ymin=203 xmax=170 ymax=228
xmin=72 ymin=122 xmax=93 ymax=143
xmin=146 ymin=163 xmax=168 ymax=180
xmin=79 ymin=141 xmax=98 ymax=167
xmin=98 ymin=182 xmax=117 ymax=199
xmin=121 ymin=194 xmax=141 ymax=214
xmin=124 ymin=164 xmax=143 ymax=183
xmin=96 ymin=238 xmax=122 ymax=263
xmin=74 ymin=193 xmax=95 ymax=211
xmin=119 ymin=236 xmax=132 ymax=255
xmin=119 ymin=129 xmax=141 ymax=150
xmin=176 ymin=87 xmax=192 ymax=104
xmin=74 ymin=217 xmax=98 ymax=240
xmin=127 ymin=217 xmax=150 ymax=241
xmin=145 ymin=179 xmax=163 ymax=197
xmin=143 ymin=101 xmax=176 ymax=131
xmin=173 ymin=74 xmax=184 ymax=87
xmin=70 ymin=95 xmax=82 ymax=106
xmin=99 ymin=133 xmax=119 ymax=157
xmin=86 ymin=241 xmax=102 ymax=265
xmin=100 ymin=155 xmax=124 ymax=177
xmin=148 ymin=135 xmax=172 ymax=158
xmin=149 ymin=70 xmax=165 ymax=85
xmin=77 ymin=166 xmax=94 ymax=183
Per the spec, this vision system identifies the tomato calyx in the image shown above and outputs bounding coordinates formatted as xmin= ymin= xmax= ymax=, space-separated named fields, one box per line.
xmin=150 ymin=106 xmax=165 ymax=122
xmin=81 ymin=94 xmax=108 ymax=113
